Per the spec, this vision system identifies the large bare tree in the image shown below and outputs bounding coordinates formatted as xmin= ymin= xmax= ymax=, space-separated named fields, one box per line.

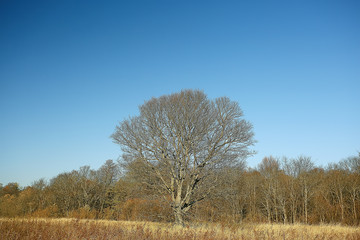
xmin=111 ymin=90 xmax=255 ymax=225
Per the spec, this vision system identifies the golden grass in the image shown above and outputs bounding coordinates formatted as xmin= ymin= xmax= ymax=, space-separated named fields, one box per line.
xmin=1 ymin=218 xmax=359 ymax=240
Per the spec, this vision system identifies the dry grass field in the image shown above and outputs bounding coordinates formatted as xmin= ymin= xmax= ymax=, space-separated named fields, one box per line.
xmin=1 ymin=218 xmax=360 ymax=240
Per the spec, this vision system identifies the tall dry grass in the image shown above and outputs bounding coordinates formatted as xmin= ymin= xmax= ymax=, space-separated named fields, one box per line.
xmin=1 ymin=218 xmax=359 ymax=240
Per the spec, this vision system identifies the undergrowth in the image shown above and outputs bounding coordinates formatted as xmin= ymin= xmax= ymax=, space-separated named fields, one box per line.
xmin=1 ymin=218 xmax=359 ymax=240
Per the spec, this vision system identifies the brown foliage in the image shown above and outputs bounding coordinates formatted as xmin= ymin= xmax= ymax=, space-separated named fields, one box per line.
xmin=30 ymin=205 xmax=59 ymax=218
xmin=120 ymin=198 xmax=172 ymax=222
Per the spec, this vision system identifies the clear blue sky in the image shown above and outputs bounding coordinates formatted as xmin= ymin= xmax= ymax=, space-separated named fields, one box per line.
xmin=1 ymin=0 xmax=359 ymax=187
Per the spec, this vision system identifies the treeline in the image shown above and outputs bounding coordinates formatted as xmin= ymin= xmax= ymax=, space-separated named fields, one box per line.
xmin=1 ymin=154 xmax=359 ymax=225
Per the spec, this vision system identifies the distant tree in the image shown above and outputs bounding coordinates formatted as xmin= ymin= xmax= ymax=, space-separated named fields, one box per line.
xmin=0 ymin=183 xmax=3 ymax=197
xmin=77 ymin=166 xmax=98 ymax=209
xmin=347 ymin=172 xmax=360 ymax=224
xmin=258 ymin=156 xmax=281 ymax=222
xmin=96 ymin=160 xmax=120 ymax=213
xmin=338 ymin=153 xmax=360 ymax=174
xmin=294 ymin=156 xmax=315 ymax=223
xmin=282 ymin=156 xmax=315 ymax=223
xmin=198 ymin=164 xmax=247 ymax=224
xmin=29 ymin=179 xmax=48 ymax=213
xmin=49 ymin=171 xmax=82 ymax=216
xmin=2 ymin=182 xmax=20 ymax=196
xmin=111 ymin=90 xmax=255 ymax=225
xmin=216 ymin=164 xmax=248 ymax=223
xmin=282 ymin=157 xmax=301 ymax=223
xmin=242 ymin=170 xmax=263 ymax=222
xmin=325 ymin=169 xmax=348 ymax=222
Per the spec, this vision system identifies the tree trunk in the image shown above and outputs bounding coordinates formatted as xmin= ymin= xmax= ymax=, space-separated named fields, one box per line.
xmin=174 ymin=207 xmax=184 ymax=226
xmin=339 ymin=190 xmax=345 ymax=223
xmin=304 ymin=182 xmax=308 ymax=224
xmin=352 ymin=190 xmax=357 ymax=221
xmin=266 ymin=198 xmax=271 ymax=223
xmin=274 ymin=205 xmax=278 ymax=222
xmin=282 ymin=202 xmax=288 ymax=224
xmin=291 ymin=201 xmax=296 ymax=223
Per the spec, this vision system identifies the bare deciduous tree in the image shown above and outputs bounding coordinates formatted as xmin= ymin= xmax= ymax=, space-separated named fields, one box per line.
xmin=111 ymin=90 xmax=255 ymax=225
xmin=258 ymin=156 xmax=281 ymax=223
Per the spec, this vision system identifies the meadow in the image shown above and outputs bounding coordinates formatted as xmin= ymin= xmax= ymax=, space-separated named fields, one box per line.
xmin=1 ymin=218 xmax=360 ymax=240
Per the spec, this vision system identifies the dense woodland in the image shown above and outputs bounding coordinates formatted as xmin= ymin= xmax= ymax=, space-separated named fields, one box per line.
xmin=1 ymin=154 xmax=359 ymax=225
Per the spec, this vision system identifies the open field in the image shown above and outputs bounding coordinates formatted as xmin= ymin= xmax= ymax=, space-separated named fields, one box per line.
xmin=1 ymin=218 xmax=360 ymax=240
